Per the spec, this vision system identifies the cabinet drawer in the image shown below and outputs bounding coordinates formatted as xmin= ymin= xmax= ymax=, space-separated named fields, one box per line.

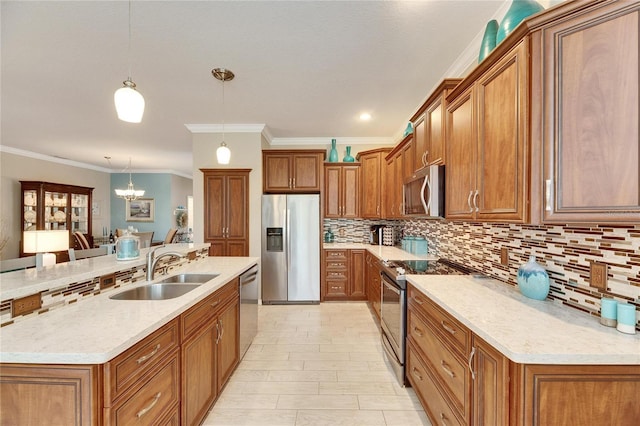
xmin=104 ymin=319 xmax=179 ymax=403
xmin=325 ymin=250 xmax=347 ymax=261
xmin=109 ymin=349 xmax=180 ymax=426
xmin=325 ymin=261 xmax=347 ymax=270
xmin=407 ymin=342 xmax=464 ymax=426
xmin=408 ymin=286 xmax=469 ymax=355
xmin=408 ymin=310 xmax=469 ymax=420
xmin=326 ymin=270 xmax=348 ymax=280
xmin=326 ymin=281 xmax=348 ymax=296
xmin=181 ymin=281 xmax=238 ymax=339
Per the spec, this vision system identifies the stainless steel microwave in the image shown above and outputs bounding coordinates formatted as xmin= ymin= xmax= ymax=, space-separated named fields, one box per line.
xmin=403 ymin=164 xmax=445 ymax=218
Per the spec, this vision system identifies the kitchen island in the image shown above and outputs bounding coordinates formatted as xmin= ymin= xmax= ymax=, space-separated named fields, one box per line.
xmin=0 ymin=248 xmax=259 ymax=425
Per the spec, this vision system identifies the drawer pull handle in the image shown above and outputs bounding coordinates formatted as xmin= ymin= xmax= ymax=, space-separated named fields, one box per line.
xmin=411 ymin=367 xmax=423 ymax=381
xmin=136 ymin=344 xmax=160 ymax=364
xmin=331 ymin=286 xmax=341 ymax=290
xmin=440 ymin=360 xmax=455 ymax=378
xmin=219 ymin=319 xmax=224 ymax=341
xmin=412 ymin=296 xmax=424 ymax=305
xmin=412 ymin=326 xmax=423 ymax=337
xmin=468 ymin=346 xmax=476 ymax=381
xmin=211 ymin=300 xmax=220 ymax=308
xmin=441 ymin=321 xmax=456 ymax=335
xmin=215 ymin=321 xmax=221 ymax=344
xmin=136 ymin=392 xmax=161 ymax=418
xmin=440 ymin=412 xmax=450 ymax=425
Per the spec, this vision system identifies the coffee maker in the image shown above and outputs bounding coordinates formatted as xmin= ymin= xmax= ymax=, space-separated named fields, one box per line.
xmin=369 ymin=225 xmax=385 ymax=245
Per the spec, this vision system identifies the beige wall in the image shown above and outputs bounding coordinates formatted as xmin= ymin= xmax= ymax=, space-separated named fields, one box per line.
xmin=0 ymin=152 xmax=111 ymax=259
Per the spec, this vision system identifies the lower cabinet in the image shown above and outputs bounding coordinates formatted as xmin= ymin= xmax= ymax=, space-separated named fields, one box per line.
xmin=322 ymin=249 xmax=366 ymax=301
xmin=0 ymin=279 xmax=242 ymax=426
xmin=407 ymin=284 xmax=640 ymax=426
xmin=365 ymin=251 xmax=381 ymax=322
xmin=181 ymin=278 xmax=239 ymax=426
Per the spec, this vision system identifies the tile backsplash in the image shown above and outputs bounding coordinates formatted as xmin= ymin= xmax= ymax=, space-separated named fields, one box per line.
xmin=327 ymin=218 xmax=640 ymax=330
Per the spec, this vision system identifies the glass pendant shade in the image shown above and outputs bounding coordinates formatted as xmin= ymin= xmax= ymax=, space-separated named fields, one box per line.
xmin=216 ymin=142 xmax=231 ymax=164
xmin=114 ymin=79 xmax=145 ymax=123
xmin=115 ymin=181 xmax=145 ymax=200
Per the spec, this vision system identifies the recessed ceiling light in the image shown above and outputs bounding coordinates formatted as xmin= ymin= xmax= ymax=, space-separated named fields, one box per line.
xmin=360 ymin=113 xmax=372 ymax=121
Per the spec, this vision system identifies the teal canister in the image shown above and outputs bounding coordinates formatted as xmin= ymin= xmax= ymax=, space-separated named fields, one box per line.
xmin=414 ymin=237 xmax=428 ymax=255
xmin=496 ymin=0 xmax=545 ymax=44
xmin=404 ymin=236 xmax=414 ymax=253
xmin=115 ymin=234 xmax=140 ymax=261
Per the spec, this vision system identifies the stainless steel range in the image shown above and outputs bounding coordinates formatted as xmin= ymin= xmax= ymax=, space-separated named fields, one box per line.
xmin=379 ymin=258 xmax=474 ymax=385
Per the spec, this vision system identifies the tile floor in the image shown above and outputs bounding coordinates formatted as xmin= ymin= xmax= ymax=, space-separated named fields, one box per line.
xmin=202 ymin=302 xmax=431 ymax=426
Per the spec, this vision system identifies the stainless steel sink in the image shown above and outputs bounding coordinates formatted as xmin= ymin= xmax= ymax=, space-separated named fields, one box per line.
xmin=158 ymin=273 xmax=219 ymax=284
xmin=109 ymin=283 xmax=202 ymax=300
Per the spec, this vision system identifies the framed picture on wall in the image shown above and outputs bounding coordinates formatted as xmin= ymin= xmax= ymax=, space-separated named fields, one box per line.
xmin=126 ymin=198 xmax=154 ymax=222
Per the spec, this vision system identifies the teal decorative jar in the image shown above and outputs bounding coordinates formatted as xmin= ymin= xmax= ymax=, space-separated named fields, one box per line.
xmin=403 ymin=122 xmax=413 ymax=138
xmin=328 ymin=138 xmax=338 ymax=162
xmin=478 ymin=20 xmax=499 ymax=63
xmin=496 ymin=0 xmax=544 ymax=44
xmin=517 ymin=255 xmax=550 ymax=300
xmin=343 ymin=146 xmax=355 ymax=162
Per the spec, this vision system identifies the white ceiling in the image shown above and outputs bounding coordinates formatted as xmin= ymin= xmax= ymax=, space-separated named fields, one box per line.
xmin=1 ymin=0 xmax=509 ymax=177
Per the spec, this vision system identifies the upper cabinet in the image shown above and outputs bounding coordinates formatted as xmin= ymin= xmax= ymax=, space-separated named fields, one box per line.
xmin=324 ymin=163 xmax=360 ymax=218
xmin=263 ymin=150 xmax=325 ymax=193
xmin=532 ymin=0 xmax=640 ymax=223
xmin=412 ymin=79 xmax=462 ymax=172
xmin=357 ymin=148 xmax=392 ymax=219
xmin=20 ymin=181 xmax=93 ymax=253
xmin=446 ymin=40 xmax=529 ymax=222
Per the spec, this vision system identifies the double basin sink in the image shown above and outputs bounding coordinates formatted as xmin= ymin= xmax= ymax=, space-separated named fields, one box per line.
xmin=109 ymin=273 xmax=219 ymax=301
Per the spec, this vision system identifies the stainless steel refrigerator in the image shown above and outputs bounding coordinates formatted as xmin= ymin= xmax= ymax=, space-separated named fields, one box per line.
xmin=261 ymin=194 xmax=320 ymax=304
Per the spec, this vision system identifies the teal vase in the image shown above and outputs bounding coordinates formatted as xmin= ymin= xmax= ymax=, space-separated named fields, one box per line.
xmin=478 ymin=20 xmax=499 ymax=63
xmin=328 ymin=138 xmax=338 ymax=162
xmin=496 ymin=0 xmax=544 ymax=44
xmin=517 ymin=255 xmax=550 ymax=300
xmin=343 ymin=146 xmax=355 ymax=162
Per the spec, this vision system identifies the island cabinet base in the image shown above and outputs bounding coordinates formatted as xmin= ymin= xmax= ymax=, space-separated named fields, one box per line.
xmin=0 ymin=363 xmax=102 ymax=426
xmin=510 ymin=364 xmax=640 ymax=426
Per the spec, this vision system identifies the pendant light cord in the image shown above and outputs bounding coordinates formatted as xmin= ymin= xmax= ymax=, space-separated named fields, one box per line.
xmin=222 ymin=71 xmax=226 ymax=143
xmin=127 ymin=0 xmax=132 ymax=80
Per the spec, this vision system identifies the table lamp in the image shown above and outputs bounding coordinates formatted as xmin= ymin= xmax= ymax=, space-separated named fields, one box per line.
xmin=23 ymin=230 xmax=69 ymax=269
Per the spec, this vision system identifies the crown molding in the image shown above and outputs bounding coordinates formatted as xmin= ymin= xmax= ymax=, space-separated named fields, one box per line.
xmin=269 ymin=137 xmax=394 ymax=146
xmin=184 ymin=123 xmax=267 ymax=134
xmin=0 ymin=145 xmax=193 ymax=179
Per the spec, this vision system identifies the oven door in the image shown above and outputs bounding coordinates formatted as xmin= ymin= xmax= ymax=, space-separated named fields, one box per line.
xmin=380 ymin=271 xmax=406 ymax=365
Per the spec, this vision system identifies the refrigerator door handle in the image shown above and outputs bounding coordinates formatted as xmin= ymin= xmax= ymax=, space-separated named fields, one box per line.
xmin=286 ymin=208 xmax=291 ymax=269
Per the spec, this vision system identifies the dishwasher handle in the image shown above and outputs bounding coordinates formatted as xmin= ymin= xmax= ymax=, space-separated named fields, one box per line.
xmin=240 ymin=265 xmax=259 ymax=286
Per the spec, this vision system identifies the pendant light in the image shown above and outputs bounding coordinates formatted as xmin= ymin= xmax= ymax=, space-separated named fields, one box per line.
xmin=212 ymin=68 xmax=234 ymax=164
xmin=114 ymin=157 xmax=145 ymax=201
xmin=114 ymin=0 xmax=145 ymax=123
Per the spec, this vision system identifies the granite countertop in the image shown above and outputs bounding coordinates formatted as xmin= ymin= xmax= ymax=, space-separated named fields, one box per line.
xmin=0 ymin=243 xmax=212 ymax=302
xmin=0 ymin=256 xmax=259 ymax=364
xmin=323 ymin=242 xmax=437 ymax=261
xmin=408 ymin=275 xmax=640 ymax=365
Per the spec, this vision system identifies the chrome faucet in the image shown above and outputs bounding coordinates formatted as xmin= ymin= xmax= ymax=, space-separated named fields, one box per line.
xmin=146 ymin=245 xmax=185 ymax=281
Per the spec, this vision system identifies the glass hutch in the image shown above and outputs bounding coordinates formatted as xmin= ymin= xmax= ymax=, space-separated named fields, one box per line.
xmin=20 ymin=181 xmax=94 ymax=254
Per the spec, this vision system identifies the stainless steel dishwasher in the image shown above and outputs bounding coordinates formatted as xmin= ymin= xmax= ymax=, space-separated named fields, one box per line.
xmin=239 ymin=264 xmax=259 ymax=359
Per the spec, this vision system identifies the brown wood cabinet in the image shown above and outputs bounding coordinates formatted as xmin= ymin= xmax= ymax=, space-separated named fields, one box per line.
xmin=365 ymin=252 xmax=381 ymax=323
xmin=407 ymin=283 xmax=640 ymax=426
xmin=202 ymin=169 xmax=250 ymax=256
xmin=446 ymin=40 xmax=529 ymax=222
xmin=412 ymin=79 xmax=462 ymax=171
xmin=357 ymin=148 xmax=392 ymax=219
xmin=262 ymin=150 xmax=325 ymax=193
xmin=322 ymin=249 xmax=366 ymax=301
xmin=323 ymin=164 xmax=360 ymax=218
xmin=181 ymin=279 xmax=239 ymax=426
xmin=533 ymin=0 xmax=640 ymax=223
xmin=0 ymin=364 xmax=102 ymax=425
xmin=20 ymin=180 xmax=94 ymax=255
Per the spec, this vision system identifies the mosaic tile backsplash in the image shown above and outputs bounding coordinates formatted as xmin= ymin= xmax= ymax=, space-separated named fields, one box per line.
xmin=327 ymin=218 xmax=640 ymax=330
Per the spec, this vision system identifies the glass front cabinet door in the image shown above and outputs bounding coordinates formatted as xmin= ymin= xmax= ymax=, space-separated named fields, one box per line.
xmin=20 ymin=181 xmax=93 ymax=255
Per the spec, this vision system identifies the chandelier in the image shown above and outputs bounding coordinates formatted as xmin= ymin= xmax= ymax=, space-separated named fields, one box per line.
xmin=114 ymin=157 xmax=145 ymax=201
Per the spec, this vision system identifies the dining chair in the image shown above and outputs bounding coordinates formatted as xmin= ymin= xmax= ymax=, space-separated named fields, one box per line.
xmin=0 ymin=256 xmax=37 ymax=273
xmin=73 ymin=232 xmax=91 ymax=250
xmin=164 ymin=228 xmax=178 ymax=244
xmin=69 ymin=246 xmax=108 ymax=261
